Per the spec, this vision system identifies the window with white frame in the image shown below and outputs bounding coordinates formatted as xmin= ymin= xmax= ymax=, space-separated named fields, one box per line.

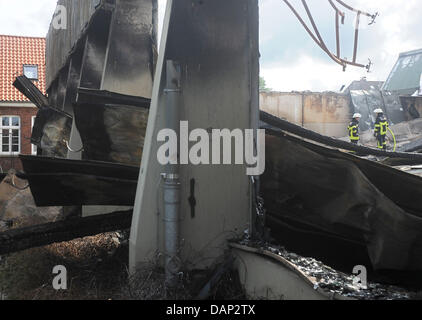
xmin=23 ymin=65 xmax=39 ymax=80
xmin=0 ymin=116 xmax=20 ymax=155
xmin=31 ymin=116 xmax=37 ymax=155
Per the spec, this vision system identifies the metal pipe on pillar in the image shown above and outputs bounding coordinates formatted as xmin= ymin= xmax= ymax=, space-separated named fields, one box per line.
xmin=163 ymin=174 xmax=181 ymax=287
xmin=163 ymin=60 xmax=181 ymax=287
xmin=129 ymin=0 xmax=258 ymax=274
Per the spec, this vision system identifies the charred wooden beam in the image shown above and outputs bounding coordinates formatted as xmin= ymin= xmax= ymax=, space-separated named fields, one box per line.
xmin=13 ymin=75 xmax=49 ymax=109
xmin=19 ymin=155 xmax=139 ymax=206
xmin=73 ymin=101 xmax=148 ymax=166
xmin=0 ymin=210 xmax=132 ymax=256
xmin=13 ymin=76 xmax=73 ymax=157
xmin=77 ymin=88 xmax=151 ymax=108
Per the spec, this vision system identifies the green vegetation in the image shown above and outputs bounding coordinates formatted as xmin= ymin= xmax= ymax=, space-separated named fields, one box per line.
xmin=259 ymin=76 xmax=271 ymax=92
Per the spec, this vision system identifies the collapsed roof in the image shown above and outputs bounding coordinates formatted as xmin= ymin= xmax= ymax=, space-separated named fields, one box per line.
xmin=343 ymin=79 xmax=384 ymax=94
xmin=382 ymin=48 xmax=422 ymax=95
xmin=261 ymin=111 xmax=422 ymax=272
xmin=349 ymin=89 xmax=406 ymax=131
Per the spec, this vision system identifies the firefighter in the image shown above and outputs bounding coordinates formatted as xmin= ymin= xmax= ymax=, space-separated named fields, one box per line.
xmin=374 ymin=108 xmax=389 ymax=151
xmin=348 ymin=113 xmax=361 ymax=144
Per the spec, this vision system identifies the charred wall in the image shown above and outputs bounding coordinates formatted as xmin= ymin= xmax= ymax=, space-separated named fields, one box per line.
xmin=46 ymin=0 xmax=157 ymax=98
xmin=46 ymin=0 xmax=103 ymax=88
xmin=43 ymin=0 xmax=157 ymax=164
xmin=401 ymin=96 xmax=422 ymax=121
xmin=260 ymin=92 xmax=352 ymax=137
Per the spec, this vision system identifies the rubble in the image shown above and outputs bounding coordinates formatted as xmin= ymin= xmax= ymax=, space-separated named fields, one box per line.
xmin=239 ymin=240 xmax=415 ymax=300
xmin=395 ymin=165 xmax=422 ymax=178
xmin=0 ymin=172 xmax=61 ymax=231
xmin=354 ymin=118 xmax=422 ymax=153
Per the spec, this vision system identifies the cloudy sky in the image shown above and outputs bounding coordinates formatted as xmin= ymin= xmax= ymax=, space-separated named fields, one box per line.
xmin=0 ymin=0 xmax=421 ymax=92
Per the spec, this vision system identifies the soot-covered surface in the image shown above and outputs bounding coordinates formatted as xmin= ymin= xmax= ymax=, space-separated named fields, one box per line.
xmin=262 ymin=130 xmax=422 ymax=272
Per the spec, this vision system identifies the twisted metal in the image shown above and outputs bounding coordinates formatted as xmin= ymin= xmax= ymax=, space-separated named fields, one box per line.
xmin=282 ymin=0 xmax=378 ymax=71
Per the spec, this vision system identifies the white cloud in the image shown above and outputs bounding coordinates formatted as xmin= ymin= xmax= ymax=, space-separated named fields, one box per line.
xmin=0 ymin=0 xmax=57 ymax=37
xmin=354 ymin=0 xmax=421 ymax=76
xmin=261 ymin=54 xmax=367 ymax=92
xmin=260 ymin=0 xmax=422 ymax=92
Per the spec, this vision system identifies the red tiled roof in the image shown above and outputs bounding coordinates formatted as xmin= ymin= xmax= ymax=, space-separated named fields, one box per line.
xmin=0 ymin=35 xmax=46 ymax=102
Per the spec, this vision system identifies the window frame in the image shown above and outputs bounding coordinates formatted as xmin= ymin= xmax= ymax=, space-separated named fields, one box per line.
xmin=23 ymin=64 xmax=39 ymax=81
xmin=0 ymin=116 xmax=21 ymax=156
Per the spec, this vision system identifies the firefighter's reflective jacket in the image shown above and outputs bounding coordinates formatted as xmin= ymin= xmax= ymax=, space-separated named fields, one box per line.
xmin=374 ymin=116 xmax=389 ymax=137
xmin=348 ymin=119 xmax=360 ymax=142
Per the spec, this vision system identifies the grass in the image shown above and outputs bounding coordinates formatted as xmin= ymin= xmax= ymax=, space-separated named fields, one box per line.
xmin=0 ymin=229 xmax=245 ymax=300
xmin=0 ymin=231 xmax=128 ymax=300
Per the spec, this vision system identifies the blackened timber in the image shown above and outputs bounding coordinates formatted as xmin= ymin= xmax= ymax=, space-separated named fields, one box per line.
xmin=20 ymin=155 xmax=139 ymax=179
xmin=262 ymin=131 xmax=422 ymax=271
xmin=265 ymin=128 xmax=422 ymax=217
xmin=73 ymin=89 xmax=149 ymax=165
xmin=46 ymin=0 xmax=116 ymax=88
xmin=24 ymin=173 xmax=137 ymax=206
xmin=78 ymin=8 xmax=113 ymax=90
xmin=13 ymin=75 xmax=49 ymax=109
xmin=20 ymin=155 xmax=139 ymax=206
xmin=13 ymin=75 xmax=73 ymax=157
xmin=0 ymin=210 xmax=132 ymax=256
xmin=77 ymin=88 xmax=151 ymax=108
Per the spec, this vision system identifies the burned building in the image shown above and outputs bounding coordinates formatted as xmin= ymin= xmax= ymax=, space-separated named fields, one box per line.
xmin=12 ymin=0 xmax=158 ymax=215
xmin=43 ymin=0 xmax=157 ymax=164
xmin=383 ymin=48 xmax=422 ymax=96
xmin=260 ymin=91 xmax=351 ymax=138
xmin=5 ymin=0 xmax=422 ymax=301
xmin=350 ymin=49 xmax=422 ymax=130
xmin=383 ymin=49 xmax=422 ymax=121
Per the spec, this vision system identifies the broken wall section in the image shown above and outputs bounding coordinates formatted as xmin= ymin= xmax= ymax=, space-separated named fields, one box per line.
xmin=46 ymin=0 xmax=103 ymax=88
xmin=260 ymin=92 xmax=351 ymax=138
xmin=41 ymin=0 xmax=157 ymax=164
